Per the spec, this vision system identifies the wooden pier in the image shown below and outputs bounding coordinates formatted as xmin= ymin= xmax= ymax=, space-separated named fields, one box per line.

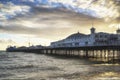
xmin=8 ymin=45 xmax=120 ymax=63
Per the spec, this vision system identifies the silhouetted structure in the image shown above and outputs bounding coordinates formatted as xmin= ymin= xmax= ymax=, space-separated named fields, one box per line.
xmin=6 ymin=27 xmax=120 ymax=63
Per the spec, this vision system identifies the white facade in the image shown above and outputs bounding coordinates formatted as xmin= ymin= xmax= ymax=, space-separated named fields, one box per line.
xmin=50 ymin=27 xmax=120 ymax=48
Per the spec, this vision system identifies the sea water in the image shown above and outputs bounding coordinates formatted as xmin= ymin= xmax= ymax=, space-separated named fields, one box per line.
xmin=0 ymin=51 xmax=120 ymax=80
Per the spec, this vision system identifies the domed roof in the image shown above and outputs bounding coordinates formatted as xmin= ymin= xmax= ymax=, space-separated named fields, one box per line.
xmin=66 ymin=32 xmax=86 ymax=39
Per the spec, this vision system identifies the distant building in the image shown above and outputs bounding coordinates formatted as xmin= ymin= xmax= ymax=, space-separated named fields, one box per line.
xmin=28 ymin=45 xmax=44 ymax=49
xmin=6 ymin=46 xmax=16 ymax=51
xmin=50 ymin=27 xmax=120 ymax=47
xmin=6 ymin=44 xmax=45 ymax=52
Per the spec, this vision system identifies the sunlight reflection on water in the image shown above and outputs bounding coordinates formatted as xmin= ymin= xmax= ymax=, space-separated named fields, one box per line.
xmin=92 ymin=72 xmax=120 ymax=80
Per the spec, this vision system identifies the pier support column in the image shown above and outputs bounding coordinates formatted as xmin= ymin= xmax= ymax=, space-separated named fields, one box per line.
xmin=79 ymin=50 xmax=82 ymax=57
xmin=46 ymin=50 xmax=48 ymax=54
xmin=95 ymin=50 xmax=97 ymax=58
xmin=50 ymin=49 xmax=53 ymax=54
xmin=113 ymin=50 xmax=115 ymax=62
xmin=92 ymin=50 xmax=94 ymax=58
xmin=117 ymin=50 xmax=119 ymax=60
xmin=85 ymin=50 xmax=88 ymax=58
xmin=100 ymin=50 xmax=102 ymax=59
xmin=104 ymin=50 xmax=106 ymax=59
xmin=95 ymin=50 xmax=99 ymax=59
xmin=65 ymin=50 xmax=67 ymax=56
xmin=78 ymin=50 xmax=79 ymax=57
xmin=108 ymin=50 xmax=110 ymax=61
xmin=69 ymin=50 xmax=71 ymax=56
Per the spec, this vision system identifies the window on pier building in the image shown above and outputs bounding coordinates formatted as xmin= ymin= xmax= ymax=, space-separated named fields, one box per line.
xmin=85 ymin=41 xmax=88 ymax=45
xmin=105 ymin=35 xmax=107 ymax=38
xmin=99 ymin=35 xmax=103 ymax=38
xmin=75 ymin=43 xmax=79 ymax=46
xmin=68 ymin=43 xmax=72 ymax=46
xmin=95 ymin=35 xmax=98 ymax=38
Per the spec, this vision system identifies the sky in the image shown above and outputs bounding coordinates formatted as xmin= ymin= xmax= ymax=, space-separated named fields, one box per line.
xmin=0 ymin=0 xmax=120 ymax=50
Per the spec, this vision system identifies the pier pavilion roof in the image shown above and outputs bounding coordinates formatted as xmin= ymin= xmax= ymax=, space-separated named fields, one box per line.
xmin=66 ymin=32 xmax=86 ymax=39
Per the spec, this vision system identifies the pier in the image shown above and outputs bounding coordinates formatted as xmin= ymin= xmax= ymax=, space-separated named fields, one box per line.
xmin=6 ymin=27 xmax=120 ymax=63
xmin=8 ymin=45 xmax=120 ymax=63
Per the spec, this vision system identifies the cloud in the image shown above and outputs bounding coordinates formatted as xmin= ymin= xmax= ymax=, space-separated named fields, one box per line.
xmin=0 ymin=2 xmax=30 ymax=21
xmin=0 ymin=0 xmax=119 ymax=50
xmin=49 ymin=0 xmax=120 ymax=22
xmin=0 ymin=0 xmax=119 ymax=39
xmin=0 ymin=0 xmax=119 ymax=22
xmin=0 ymin=5 xmax=105 ymax=40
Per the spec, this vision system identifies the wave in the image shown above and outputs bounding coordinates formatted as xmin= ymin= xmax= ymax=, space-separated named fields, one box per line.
xmin=0 ymin=64 xmax=37 ymax=70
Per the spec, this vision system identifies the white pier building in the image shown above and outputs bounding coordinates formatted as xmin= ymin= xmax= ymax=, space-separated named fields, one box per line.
xmin=50 ymin=27 xmax=120 ymax=48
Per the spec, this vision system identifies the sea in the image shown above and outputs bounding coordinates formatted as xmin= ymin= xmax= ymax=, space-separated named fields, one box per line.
xmin=0 ymin=51 xmax=120 ymax=80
